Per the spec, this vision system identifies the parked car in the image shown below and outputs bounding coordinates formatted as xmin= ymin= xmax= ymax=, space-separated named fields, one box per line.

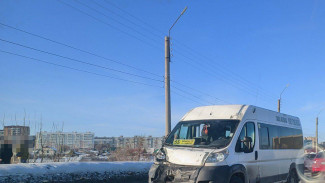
xmin=304 ymin=153 xmax=316 ymax=171
xmin=312 ymin=151 xmax=325 ymax=176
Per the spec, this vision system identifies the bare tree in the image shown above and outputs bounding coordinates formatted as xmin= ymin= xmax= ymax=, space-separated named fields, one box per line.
xmin=135 ymin=136 xmax=145 ymax=161
xmin=54 ymin=122 xmax=65 ymax=162
xmin=39 ymin=116 xmax=45 ymax=163
xmin=2 ymin=113 xmax=5 ymax=129
xmin=33 ymin=121 xmax=38 ymax=163
xmin=23 ymin=109 xmax=26 ymax=127
xmin=15 ymin=113 xmax=17 ymax=126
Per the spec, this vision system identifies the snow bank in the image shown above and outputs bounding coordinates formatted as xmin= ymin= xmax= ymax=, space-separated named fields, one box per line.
xmin=0 ymin=161 xmax=153 ymax=183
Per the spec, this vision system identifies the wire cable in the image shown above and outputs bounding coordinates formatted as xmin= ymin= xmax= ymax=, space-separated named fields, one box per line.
xmin=76 ymin=0 xmax=162 ymax=44
xmin=173 ymin=50 xmax=276 ymax=103
xmin=0 ymin=50 xmax=163 ymax=88
xmin=96 ymin=1 xmax=277 ymax=103
xmin=102 ymin=0 xmax=165 ymax=38
xmin=171 ymin=85 xmax=215 ymax=105
xmin=171 ymin=80 xmax=230 ymax=104
xmin=0 ymin=38 xmax=163 ymax=83
xmin=57 ymin=0 xmax=159 ymax=49
xmin=0 ymin=23 xmax=228 ymax=107
xmin=171 ymin=89 xmax=206 ymax=105
xmin=172 ymin=41 xmax=278 ymax=100
xmin=0 ymin=22 xmax=162 ymax=78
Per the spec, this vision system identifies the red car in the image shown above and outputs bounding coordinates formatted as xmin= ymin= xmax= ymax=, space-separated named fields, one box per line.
xmin=305 ymin=153 xmax=317 ymax=171
xmin=312 ymin=151 xmax=325 ymax=175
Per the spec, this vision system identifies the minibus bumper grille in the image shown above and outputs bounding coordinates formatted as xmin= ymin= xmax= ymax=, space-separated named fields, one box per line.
xmin=149 ymin=163 xmax=200 ymax=183
xmin=149 ymin=163 xmax=231 ymax=183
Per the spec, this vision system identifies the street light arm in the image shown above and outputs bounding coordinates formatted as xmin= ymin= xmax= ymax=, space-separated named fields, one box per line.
xmin=169 ymin=6 xmax=188 ymax=37
xmin=317 ymin=108 xmax=324 ymax=117
xmin=279 ymin=84 xmax=290 ymax=100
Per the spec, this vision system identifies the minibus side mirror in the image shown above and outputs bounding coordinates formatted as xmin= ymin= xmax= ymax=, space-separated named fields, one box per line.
xmin=242 ymin=136 xmax=253 ymax=153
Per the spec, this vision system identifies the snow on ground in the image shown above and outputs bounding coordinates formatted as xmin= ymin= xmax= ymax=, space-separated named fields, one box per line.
xmin=0 ymin=161 xmax=153 ymax=183
xmin=30 ymin=155 xmax=84 ymax=163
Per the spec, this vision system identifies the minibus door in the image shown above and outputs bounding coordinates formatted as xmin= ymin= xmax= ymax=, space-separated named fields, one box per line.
xmin=236 ymin=122 xmax=259 ymax=183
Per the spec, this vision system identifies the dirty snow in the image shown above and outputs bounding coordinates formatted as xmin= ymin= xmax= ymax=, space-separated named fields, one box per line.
xmin=0 ymin=161 xmax=153 ymax=183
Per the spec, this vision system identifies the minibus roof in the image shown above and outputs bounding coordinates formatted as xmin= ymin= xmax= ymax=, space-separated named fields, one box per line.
xmin=180 ymin=105 xmax=301 ymax=129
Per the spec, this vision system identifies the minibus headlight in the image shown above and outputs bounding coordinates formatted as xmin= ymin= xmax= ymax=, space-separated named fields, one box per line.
xmin=155 ymin=148 xmax=166 ymax=162
xmin=205 ymin=150 xmax=229 ymax=163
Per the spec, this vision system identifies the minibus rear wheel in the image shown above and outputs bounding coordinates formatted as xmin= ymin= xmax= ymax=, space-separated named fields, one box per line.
xmin=230 ymin=175 xmax=244 ymax=183
xmin=287 ymin=168 xmax=299 ymax=183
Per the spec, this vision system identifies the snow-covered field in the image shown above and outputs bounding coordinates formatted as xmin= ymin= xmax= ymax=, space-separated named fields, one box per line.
xmin=0 ymin=161 xmax=153 ymax=183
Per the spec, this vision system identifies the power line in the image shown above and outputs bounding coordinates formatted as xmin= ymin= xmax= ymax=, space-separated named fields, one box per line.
xmin=0 ymin=22 xmax=162 ymax=78
xmin=172 ymin=52 xmax=261 ymax=99
xmin=171 ymin=80 xmax=230 ymax=104
xmin=173 ymin=50 xmax=276 ymax=104
xmin=57 ymin=0 xmax=159 ymax=49
xmin=171 ymin=89 xmax=206 ymax=106
xmin=172 ymin=40 xmax=277 ymax=100
xmin=0 ymin=2 xmax=274 ymax=106
xmin=0 ymin=50 xmax=163 ymax=88
xmin=96 ymin=1 xmax=277 ymax=103
xmin=79 ymin=0 xmax=162 ymax=43
xmin=0 ymin=23 xmax=228 ymax=107
xmin=53 ymin=2 xmax=230 ymax=105
xmin=102 ymin=0 xmax=165 ymax=37
xmin=86 ymin=3 xmax=264 ymax=104
xmin=0 ymin=38 xmax=163 ymax=83
xmin=56 ymin=1 xmax=258 ymax=105
xmin=82 ymin=2 xmax=238 ymax=105
xmin=171 ymin=85 xmax=215 ymax=105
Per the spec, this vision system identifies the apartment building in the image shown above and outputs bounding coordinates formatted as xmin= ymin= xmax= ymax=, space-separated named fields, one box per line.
xmin=35 ymin=131 xmax=94 ymax=150
xmin=94 ymin=135 xmax=163 ymax=152
xmin=4 ymin=126 xmax=30 ymax=136
xmin=1 ymin=126 xmax=33 ymax=163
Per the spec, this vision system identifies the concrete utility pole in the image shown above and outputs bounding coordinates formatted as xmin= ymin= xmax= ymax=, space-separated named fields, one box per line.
xmin=165 ymin=7 xmax=187 ymax=136
xmin=316 ymin=109 xmax=323 ymax=153
xmin=278 ymin=84 xmax=289 ymax=112
xmin=165 ymin=36 xmax=171 ymax=136
xmin=316 ymin=117 xmax=318 ymax=153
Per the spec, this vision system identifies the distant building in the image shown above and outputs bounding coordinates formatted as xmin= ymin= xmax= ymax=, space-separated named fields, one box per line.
xmin=4 ymin=126 xmax=30 ymax=136
xmin=1 ymin=125 xmax=33 ymax=163
xmin=94 ymin=137 xmax=115 ymax=147
xmin=35 ymin=131 xmax=95 ymax=150
xmin=304 ymin=137 xmax=317 ymax=147
xmin=94 ymin=135 xmax=163 ymax=153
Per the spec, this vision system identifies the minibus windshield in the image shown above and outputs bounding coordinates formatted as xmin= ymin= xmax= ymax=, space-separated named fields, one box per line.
xmin=165 ymin=120 xmax=240 ymax=148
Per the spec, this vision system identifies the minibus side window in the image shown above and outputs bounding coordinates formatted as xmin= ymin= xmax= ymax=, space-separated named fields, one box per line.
xmin=257 ymin=123 xmax=303 ymax=149
xmin=237 ymin=125 xmax=246 ymax=151
xmin=259 ymin=125 xmax=270 ymax=149
xmin=235 ymin=122 xmax=255 ymax=153
xmin=247 ymin=123 xmax=255 ymax=148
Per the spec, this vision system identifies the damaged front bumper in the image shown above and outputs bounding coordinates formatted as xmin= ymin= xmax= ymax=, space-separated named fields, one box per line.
xmin=149 ymin=163 xmax=231 ymax=183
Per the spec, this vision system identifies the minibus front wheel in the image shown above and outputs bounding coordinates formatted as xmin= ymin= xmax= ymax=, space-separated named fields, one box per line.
xmin=229 ymin=174 xmax=244 ymax=183
xmin=287 ymin=168 xmax=299 ymax=183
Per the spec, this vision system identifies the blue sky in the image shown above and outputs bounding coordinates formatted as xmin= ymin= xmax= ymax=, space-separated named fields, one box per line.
xmin=0 ymin=0 xmax=324 ymax=141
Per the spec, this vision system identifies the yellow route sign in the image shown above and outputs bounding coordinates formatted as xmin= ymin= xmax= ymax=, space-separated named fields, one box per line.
xmin=173 ymin=139 xmax=195 ymax=145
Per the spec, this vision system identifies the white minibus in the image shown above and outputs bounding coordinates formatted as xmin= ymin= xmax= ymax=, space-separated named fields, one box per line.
xmin=149 ymin=105 xmax=304 ymax=183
